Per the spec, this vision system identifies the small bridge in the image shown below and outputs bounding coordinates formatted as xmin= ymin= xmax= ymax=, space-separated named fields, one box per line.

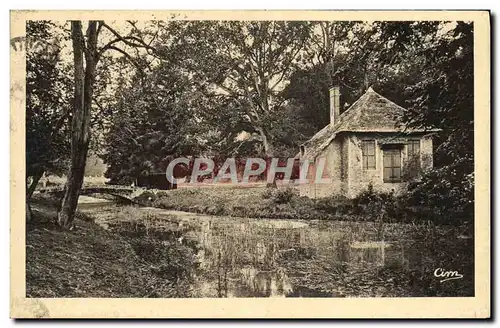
xmin=36 ymin=185 xmax=150 ymax=203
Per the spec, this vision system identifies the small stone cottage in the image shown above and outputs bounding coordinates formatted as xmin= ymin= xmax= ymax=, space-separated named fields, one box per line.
xmin=299 ymin=86 xmax=438 ymax=198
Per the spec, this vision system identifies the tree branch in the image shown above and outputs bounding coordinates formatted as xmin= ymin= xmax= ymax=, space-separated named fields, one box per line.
xmin=105 ymin=45 xmax=145 ymax=72
xmin=100 ymin=22 xmax=156 ymax=52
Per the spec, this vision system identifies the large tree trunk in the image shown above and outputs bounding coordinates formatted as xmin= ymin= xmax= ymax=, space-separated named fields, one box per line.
xmin=256 ymin=126 xmax=277 ymax=188
xmin=57 ymin=21 xmax=98 ymax=229
xmin=256 ymin=126 xmax=274 ymax=158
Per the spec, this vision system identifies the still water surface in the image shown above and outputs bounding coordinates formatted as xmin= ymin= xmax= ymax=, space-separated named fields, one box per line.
xmin=77 ymin=196 xmax=467 ymax=298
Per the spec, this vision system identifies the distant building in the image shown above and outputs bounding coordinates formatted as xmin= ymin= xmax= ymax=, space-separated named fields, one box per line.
xmin=299 ymin=86 xmax=439 ymax=198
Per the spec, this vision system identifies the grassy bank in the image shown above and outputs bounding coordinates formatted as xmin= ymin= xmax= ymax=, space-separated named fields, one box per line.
xmin=137 ymin=186 xmax=354 ymax=221
xmin=136 ymin=186 xmax=436 ymax=224
xmin=26 ymin=202 xmax=197 ymax=298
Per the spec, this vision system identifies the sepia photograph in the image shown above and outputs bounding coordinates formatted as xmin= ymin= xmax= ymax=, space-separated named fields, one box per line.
xmin=10 ymin=10 xmax=490 ymax=318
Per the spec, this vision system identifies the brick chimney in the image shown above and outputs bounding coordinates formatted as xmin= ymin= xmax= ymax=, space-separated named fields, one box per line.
xmin=329 ymin=86 xmax=341 ymax=126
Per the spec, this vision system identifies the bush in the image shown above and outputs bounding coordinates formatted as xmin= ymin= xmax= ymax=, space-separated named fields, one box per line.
xmin=404 ymin=166 xmax=474 ymax=224
xmin=261 ymin=187 xmax=297 ymax=204
xmin=205 ymin=203 xmax=226 ymax=216
xmin=274 ymin=187 xmax=296 ymax=204
xmin=354 ymin=183 xmax=382 ymax=206
xmin=261 ymin=188 xmax=275 ymax=199
xmin=348 ymin=184 xmax=410 ymax=223
xmin=132 ymin=190 xmax=157 ymax=205
xmin=314 ymin=195 xmax=353 ymax=215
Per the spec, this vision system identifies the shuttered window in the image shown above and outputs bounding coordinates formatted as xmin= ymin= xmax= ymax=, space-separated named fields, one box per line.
xmin=383 ymin=148 xmax=402 ymax=183
xmin=361 ymin=140 xmax=376 ymax=169
xmin=407 ymin=140 xmax=420 ymax=160
xmin=407 ymin=140 xmax=420 ymax=156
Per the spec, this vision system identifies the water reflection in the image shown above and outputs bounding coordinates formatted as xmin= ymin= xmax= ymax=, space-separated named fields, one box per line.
xmin=189 ymin=217 xmax=408 ymax=298
xmin=77 ymin=199 xmax=418 ymax=298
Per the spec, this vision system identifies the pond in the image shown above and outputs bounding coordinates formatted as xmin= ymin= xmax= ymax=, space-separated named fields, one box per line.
xmin=77 ymin=196 xmax=474 ymax=298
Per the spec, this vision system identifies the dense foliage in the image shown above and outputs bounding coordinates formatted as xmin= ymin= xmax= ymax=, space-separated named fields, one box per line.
xmin=103 ymin=63 xmax=203 ymax=184
xmin=404 ymin=22 xmax=474 ymax=222
xmin=26 ymin=21 xmax=72 ymax=186
xmin=24 ymin=20 xmax=475 ymax=224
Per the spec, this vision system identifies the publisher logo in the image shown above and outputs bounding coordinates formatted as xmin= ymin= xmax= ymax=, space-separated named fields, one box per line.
xmin=434 ymin=268 xmax=464 ymax=283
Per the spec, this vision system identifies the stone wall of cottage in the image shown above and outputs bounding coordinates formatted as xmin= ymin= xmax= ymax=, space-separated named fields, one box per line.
xmin=299 ymin=139 xmax=343 ymax=198
xmin=346 ymin=133 xmax=434 ymax=198
xmin=420 ymin=135 xmax=434 ymax=170
xmin=299 ymin=133 xmax=434 ymax=199
xmin=346 ymin=134 xmax=403 ymax=197
xmin=340 ymin=134 xmax=350 ymax=195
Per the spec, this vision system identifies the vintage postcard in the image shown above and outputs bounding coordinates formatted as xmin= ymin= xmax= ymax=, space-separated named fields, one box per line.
xmin=10 ymin=10 xmax=490 ymax=318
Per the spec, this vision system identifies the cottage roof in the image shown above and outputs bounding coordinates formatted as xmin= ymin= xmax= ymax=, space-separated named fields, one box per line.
xmin=301 ymin=87 xmax=439 ymax=159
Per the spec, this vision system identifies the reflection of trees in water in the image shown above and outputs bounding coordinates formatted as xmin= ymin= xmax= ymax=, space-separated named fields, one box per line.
xmin=240 ymin=267 xmax=293 ymax=297
xmin=193 ymin=219 xmax=410 ymax=297
xmin=195 ymin=220 xmax=303 ymax=297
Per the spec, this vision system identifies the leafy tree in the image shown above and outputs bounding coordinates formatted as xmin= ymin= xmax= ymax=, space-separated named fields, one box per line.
xmin=156 ymin=21 xmax=312 ymax=157
xmin=103 ymin=63 xmax=202 ymax=184
xmin=25 ymin=20 xmax=72 ymax=199
xmin=403 ymin=22 xmax=474 ymax=222
xmin=283 ymin=21 xmax=442 ymax=139
xmin=57 ymin=20 xmax=161 ymax=228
